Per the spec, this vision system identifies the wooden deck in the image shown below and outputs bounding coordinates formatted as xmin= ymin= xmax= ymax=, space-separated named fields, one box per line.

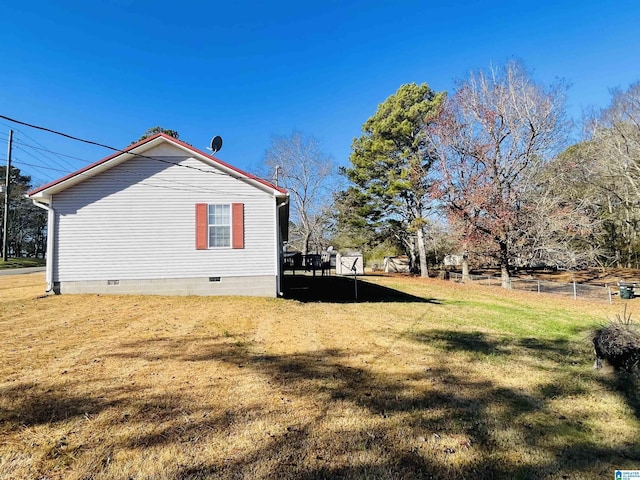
xmin=283 ymin=253 xmax=331 ymax=276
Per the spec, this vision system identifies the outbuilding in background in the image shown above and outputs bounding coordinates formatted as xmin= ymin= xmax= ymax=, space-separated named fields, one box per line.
xmin=444 ymin=254 xmax=463 ymax=267
xmin=336 ymin=252 xmax=364 ymax=275
xmin=383 ymin=256 xmax=410 ymax=273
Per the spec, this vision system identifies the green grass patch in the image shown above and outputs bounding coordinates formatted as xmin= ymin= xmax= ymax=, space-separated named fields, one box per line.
xmin=0 ymin=257 xmax=45 ymax=269
xmin=441 ymin=297 xmax=598 ymax=339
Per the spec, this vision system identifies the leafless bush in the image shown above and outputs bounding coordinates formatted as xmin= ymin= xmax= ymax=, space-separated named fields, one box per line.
xmin=592 ymin=307 xmax=640 ymax=372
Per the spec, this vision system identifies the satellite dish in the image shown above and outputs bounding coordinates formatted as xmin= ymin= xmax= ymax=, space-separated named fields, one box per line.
xmin=207 ymin=135 xmax=223 ymax=155
xmin=350 ymin=258 xmax=359 ymax=272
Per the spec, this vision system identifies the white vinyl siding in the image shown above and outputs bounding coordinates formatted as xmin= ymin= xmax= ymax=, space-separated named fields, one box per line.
xmin=51 ymin=144 xmax=278 ymax=282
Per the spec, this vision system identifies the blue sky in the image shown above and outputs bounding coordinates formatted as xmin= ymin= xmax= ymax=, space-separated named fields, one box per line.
xmin=1 ymin=0 xmax=639 ymax=188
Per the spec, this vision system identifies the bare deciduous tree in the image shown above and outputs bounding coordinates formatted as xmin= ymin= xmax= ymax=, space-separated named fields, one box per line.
xmin=263 ymin=131 xmax=336 ymax=255
xmin=517 ymin=183 xmax=601 ymax=269
xmin=591 ymin=82 xmax=640 ymax=199
xmin=428 ymin=61 xmax=570 ymax=287
xmin=582 ymin=82 xmax=640 ymax=267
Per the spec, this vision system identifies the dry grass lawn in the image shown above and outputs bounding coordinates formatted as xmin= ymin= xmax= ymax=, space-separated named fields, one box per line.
xmin=1 ymin=273 xmax=639 ymax=479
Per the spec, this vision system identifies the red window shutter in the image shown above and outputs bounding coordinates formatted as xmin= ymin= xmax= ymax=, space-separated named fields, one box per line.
xmin=232 ymin=203 xmax=244 ymax=249
xmin=195 ymin=203 xmax=208 ymax=250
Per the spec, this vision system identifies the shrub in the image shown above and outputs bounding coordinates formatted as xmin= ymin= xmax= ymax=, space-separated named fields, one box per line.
xmin=592 ymin=308 xmax=640 ymax=373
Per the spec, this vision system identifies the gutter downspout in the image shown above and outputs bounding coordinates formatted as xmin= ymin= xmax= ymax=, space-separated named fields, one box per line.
xmin=32 ymin=199 xmax=54 ymax=292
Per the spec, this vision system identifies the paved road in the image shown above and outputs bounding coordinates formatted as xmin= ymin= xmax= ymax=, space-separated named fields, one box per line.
xmin=0 ymin=266 xmax=45 ymax=276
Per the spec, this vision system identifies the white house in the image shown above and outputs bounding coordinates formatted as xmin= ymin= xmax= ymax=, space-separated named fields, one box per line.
xmin=27 ymin=133 xmax=289 ymax=297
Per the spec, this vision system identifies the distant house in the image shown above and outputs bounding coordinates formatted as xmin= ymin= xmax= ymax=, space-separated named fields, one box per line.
xmin=27 ymin=133 xmax=289 ymax=297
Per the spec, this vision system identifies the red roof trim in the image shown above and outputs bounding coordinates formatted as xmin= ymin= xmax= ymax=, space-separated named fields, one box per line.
xmin=27 ymin=132 xmax=287 ymax=196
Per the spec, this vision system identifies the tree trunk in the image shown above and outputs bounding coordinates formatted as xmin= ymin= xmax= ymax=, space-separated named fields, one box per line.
xmin=302 ymin=230 xmax=311 ymax=256
xmin=416 ymin=226 xmax=429 ymax=278
xmin=500 ymin=241 xmax=511 ymax=289
xmin=501 ymin=263 xmax=511 ymax=289
xmin=404 ymin=236 xmax=419 ymax=274
xmin=461 ymin=252 xmax=470 ymax=282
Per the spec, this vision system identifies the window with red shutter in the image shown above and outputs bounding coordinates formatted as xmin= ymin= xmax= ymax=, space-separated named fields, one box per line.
xmin=195 ymin=203 xmax=208 ymax=250
xmin=232 ymin=203 xmax=244 ymax=249
xmin=195 ymin=203 xmax=244 ymax=249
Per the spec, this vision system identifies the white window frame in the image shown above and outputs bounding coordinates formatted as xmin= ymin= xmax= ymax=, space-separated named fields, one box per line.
xmin=208 ymin=203 xmax=231 ymax=249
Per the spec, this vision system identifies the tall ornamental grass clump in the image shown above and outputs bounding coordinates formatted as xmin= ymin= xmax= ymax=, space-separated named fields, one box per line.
xmin=593 ymin=307 xmax=640 ymax=372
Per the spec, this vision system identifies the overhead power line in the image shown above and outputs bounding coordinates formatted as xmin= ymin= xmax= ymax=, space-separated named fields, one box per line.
xmin=12 ymin=159 xmax=266 ymax=197
xmin=14 ymin=145 xmax=76 ymax=177
xmin=0 ymin=114 xmax=241 ymax=179
xmin=14 ymin=141 xmax=94 ymax=163
xmin=0 ymin=114 xmax=281 ymax=194
xmin=14 ymin=160 xmax=87 ymax=174
xmin=14 ymin=130 xmax=80 ymax=171
xmin=0 ymin=114 xmax=128 ymax=152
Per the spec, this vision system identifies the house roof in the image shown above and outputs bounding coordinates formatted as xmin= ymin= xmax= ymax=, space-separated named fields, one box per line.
xmin=27 ymin=133 xmax=288 ymax=200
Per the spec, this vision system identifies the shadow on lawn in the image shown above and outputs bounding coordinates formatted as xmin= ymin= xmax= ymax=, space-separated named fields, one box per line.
xmin=596 ymin=373 xmax=640 ymax=422
xmin=102 ymin=335 xmax=639 ymax=479
xmin=0 ymin=381 xmax=121 ymax=427
xmin=7 ymin=331 xmax=639 ymax=479
xmin=183 ymin=345 xmax=640 ymax=479
xmin=282 ymin=274 xmax=441 ymax=303
xmin=418 ymin=330 xmax=505 ymax=356
xmin=411 ymin=329 xmax=575 ymax=365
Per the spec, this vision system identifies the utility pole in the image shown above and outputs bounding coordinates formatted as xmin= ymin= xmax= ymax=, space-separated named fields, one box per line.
xmin=3 ymin=129 xmax=12 ymax=262
xmin=274 ymin=165 xmax=281 ymax=187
